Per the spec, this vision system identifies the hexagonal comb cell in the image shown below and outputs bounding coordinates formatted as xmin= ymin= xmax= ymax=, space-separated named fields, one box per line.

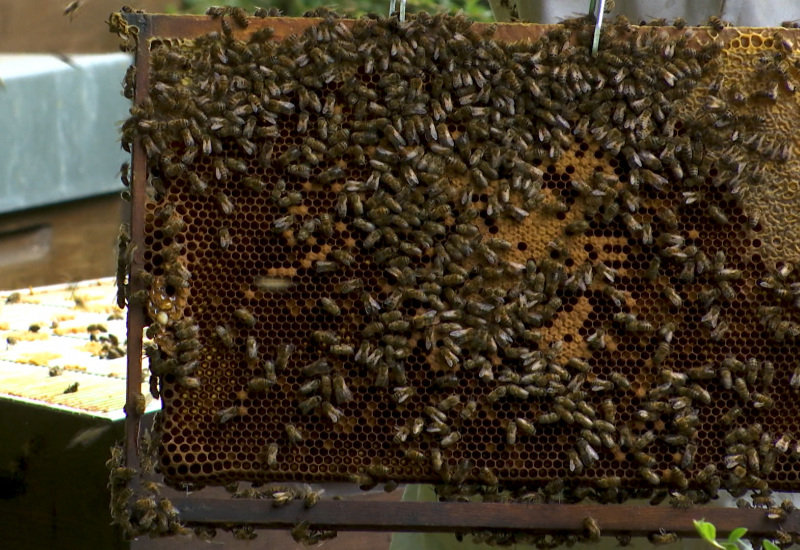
xmin=126 ymin=14 xmax=800 ymax=501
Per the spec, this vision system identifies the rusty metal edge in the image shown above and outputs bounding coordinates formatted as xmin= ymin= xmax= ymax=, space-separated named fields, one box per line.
xmin=171 ymin=498 xmax=800 ymax=536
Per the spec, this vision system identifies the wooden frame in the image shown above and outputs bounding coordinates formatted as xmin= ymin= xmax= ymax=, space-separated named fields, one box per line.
xmin=120 ymin=12 xmax=800 ymax=537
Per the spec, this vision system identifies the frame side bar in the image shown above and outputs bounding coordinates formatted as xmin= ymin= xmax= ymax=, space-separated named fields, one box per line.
xmin=124 ymin=19 xmax=153 ymax=473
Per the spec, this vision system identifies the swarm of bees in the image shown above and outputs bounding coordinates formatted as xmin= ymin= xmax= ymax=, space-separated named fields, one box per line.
xmin=113 ymin=5 xmax=800 ymax=545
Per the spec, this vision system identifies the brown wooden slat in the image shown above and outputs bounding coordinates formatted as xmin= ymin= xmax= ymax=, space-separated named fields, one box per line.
xmin=172 ymin=498 xmax=800 ymax=536
xmin=124 ymin=28 xmax=151 ymax=474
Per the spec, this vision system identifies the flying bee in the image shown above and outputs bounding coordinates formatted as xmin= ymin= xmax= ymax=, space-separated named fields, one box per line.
xmin=64 ymin=1 xmax=83 ymax=21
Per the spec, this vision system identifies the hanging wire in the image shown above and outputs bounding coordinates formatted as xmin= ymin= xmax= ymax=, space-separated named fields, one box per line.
xmin=589 ymin=0 xmax=606 ymax=56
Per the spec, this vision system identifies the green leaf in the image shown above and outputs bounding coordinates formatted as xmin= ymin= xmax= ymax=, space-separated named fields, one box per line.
xmin=728 ymin=528 xmax=747 ymax=543
xmin=721 ymin=542 xmax=739 ymax=550
xmin=694 ymin=520 xmax=717 ymax=543
xmin=763 ymin=541 xmax=780 ymax=550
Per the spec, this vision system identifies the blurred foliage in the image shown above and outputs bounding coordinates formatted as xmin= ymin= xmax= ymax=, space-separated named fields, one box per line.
xmin=168 ymin=0 xmax=494 ymax=21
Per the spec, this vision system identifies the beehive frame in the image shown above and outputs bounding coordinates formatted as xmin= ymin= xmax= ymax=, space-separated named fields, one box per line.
xmin=118 ymin=10 xmax=800 ymax=539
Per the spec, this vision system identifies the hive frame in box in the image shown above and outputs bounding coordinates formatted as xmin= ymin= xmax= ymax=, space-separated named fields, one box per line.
xmin=120 ymin=11 xmax=800 ymax=536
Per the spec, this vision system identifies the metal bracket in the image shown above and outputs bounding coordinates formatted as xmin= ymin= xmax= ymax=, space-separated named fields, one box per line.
xmin=389 ymin=0 xmax=407 ymax=21
xmin=119 ymin=11 xmax=150 ymax=36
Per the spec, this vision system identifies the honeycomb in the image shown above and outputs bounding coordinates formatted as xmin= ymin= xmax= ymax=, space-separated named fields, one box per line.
xmin=122 ymin=12 xmax=800 ymax=505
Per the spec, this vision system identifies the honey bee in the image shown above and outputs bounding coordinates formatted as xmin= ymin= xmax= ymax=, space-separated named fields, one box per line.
xmin=422 ymin=447 xmax=442 ymax=474
xmin=583 ymin=517 xmax=601 ymax=542
xmin=321 ymin=402 xmax=343 ymax=423
xmin=263 ymin=344 xmax=291 ymax=375
xmin=253 ymin=276 xmax=293 ymax=293
xmin=215 ymin=405 xmax=246 ymax=424
xmin=285 ymin=424 xmax=303 ymax=445
xmin=333 ymin=375 xmax=353 ymax=405
xmin=503 ymin=420 xmax=518 ymax=446
xmin=233 ymin=308 xmax=256 ymax=327
xmin=733 ymin=377 xmax=750 ymax=402
xmin=767 ymin=506 xmax=788 ymax=521
xmin=585 ymin=262 xmax=615 ymax=287
xmin=640 ymin=467 xmax=661 ymax=486
xmin=440 ymin=431 xmax=461 ymax=449
xmin=586 ymin=328 xmax=606 ymax=351
xmin=260 ymin=443 xmax=279 ymax=468
xmin=63 ymin=1 xmax=83 ymax=20
xmin=298 ymin=364 xmax=330 ymax=387
xmin=576 ymin=439 xmax=599 ymax=467
xmin=710 ymin=320 xmax=730 ymax=342
xmin=302 ymin=486 xmax=324 ymax=509
xmin=248 ymin=371 xmax=276 ymax=391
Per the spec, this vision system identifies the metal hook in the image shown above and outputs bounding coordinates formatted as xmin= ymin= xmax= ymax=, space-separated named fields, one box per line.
xmin=589 ymin=0 xmax=606 ymax=56
xmin=389 ymin=0 xmax=406 ymax=21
